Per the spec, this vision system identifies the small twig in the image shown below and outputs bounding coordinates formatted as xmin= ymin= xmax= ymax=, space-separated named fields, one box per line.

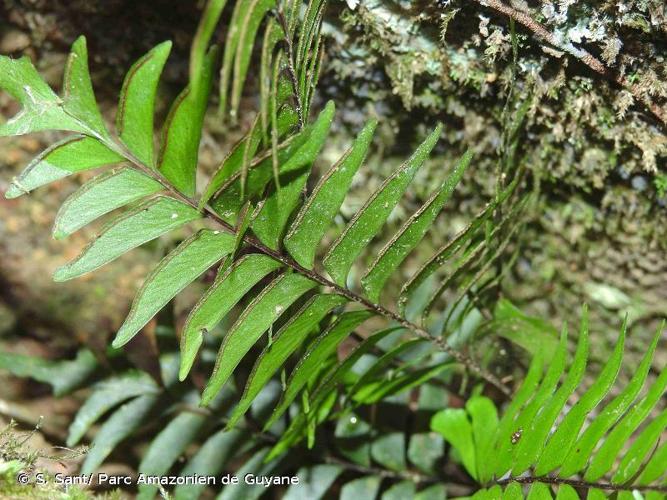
xmin=469 ymin=0 xmax=666 ymax=127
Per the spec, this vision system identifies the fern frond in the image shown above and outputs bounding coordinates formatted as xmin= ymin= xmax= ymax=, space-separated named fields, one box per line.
xmin=431 ymin=311 xmax=667 ymax=498
xmin=0 ymin=4 xmax=520 ymax=465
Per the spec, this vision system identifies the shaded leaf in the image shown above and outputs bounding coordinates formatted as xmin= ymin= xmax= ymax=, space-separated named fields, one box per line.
xmin=137 ymin=405 xmax=208 ymax=500
xmin=216 ymin=448 xmax=281 ymax=500
xmin=283 ymin=464 xmax=342 ymax=500
xmin=67 ymin=371 xmax=159 ymax=446
xmin=0 ymin=349 xmax=97 ymax=397
xmin=340 ymin=476 xmax=381 ymax=500
xmin=174 ymin=429 xmax=247 ymax=500
xmin=371 ymin=432 xmax=405 ymax=471
xmin=80 ymin=394 xmax=159 ymax=474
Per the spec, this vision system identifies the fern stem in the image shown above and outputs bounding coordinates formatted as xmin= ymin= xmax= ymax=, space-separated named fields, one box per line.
xmin=102 ymin=135 xmax=512 ymax=398
xmin=496 ymin=476 xmax=667 ymax=493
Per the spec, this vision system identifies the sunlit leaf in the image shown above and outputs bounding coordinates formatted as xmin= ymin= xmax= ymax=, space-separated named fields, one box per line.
xmin=53 ymin=167 xmax=163 ymax=239
xmin=117 ymin=41 xmax=172 ymax=166
xmin=54 ymin=196 xmax=200 ymax=282
xmin=5 ymin=136 xmax=123 ymax=199
xmin=323 ymin=125 xmax=442 ymax=286
xmin=201 ymin=273 xmax=317 ymax=405
xmin=113 ymin=229 xmax=235 ymax=347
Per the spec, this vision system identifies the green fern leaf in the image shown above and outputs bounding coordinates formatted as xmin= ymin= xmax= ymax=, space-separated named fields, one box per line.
xmin=113 ymin=229 xmax=235 ymax=347
xmin=504 ymin=483 xmax=524 ymax=499
xmin=116 ymin=41 xmax=172 ymax=166
xmin=53 ymin=196 xmax=200 ymax=282
xmin=5 ymin=136 xmax=123 ymax=199
xmin=0 ymin=55 xmax=85 ymax=136
xmin=398 ymin=199 xmax=497 ymax=314
xmin=431 ymin=407 xmax=477 ymax=479
xmin=584 ymin=366 xmax=667 ymax=482
xmin=636 ymin=441 xmax=667 ymax=486
xmin=179 ymin=254 xmax=283 ymax=381
xmin=251 ymin=100 xmax=336 ymax=249
xmin=52 ymin=167 xmax=163 ymax=239
xmin=265 ymin=310 xmax=375 ymax=429
xmin=210 ymin=108 xmax=327 ymax=224
xmin=467 ymin=396 xmax=499 ymax=483
xmin=555 ymin=485 xmax=579 ymax=499
xmin=229 ymin=293 xmax=346 ymax=427
xmin=63 ymin=36 xmax=108 ymax=138
xmin=190 ymin=0 xmax=227 ymax=102
xmin=512 ymin=314 xmax=589 ymax=474
xmin=323 ymin=125 xmax=442 ymax=287
xmin=201 ymin=273 xmax=316 ymax=405
xmin=158 ymin=46 xmax=217 ymax=196
xmin=201 ymin=106 xmax=298 ymax=207
xmin=527 ymin=483 xmax=552 ymax=499
xmin=361 ymin=150 xmax=472 ymax=303
xmin=284 ymin=118 xmax=377 ymax=268
xmin=219 ymin=0 xmax=276 ymax=120
xmin=558 ymin=326 xmax=661 ymax=477
xmin=535 ymin=318 xmax=626 ymax=475
xmin=612 ymin=407 xmax=667 ymax=484
xmin=230 ymin=0 xmax=276 ymax=120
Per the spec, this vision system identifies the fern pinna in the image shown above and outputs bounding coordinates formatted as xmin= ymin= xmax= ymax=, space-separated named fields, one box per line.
xmin=0 ymin=0 xmax=512 ymax=462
